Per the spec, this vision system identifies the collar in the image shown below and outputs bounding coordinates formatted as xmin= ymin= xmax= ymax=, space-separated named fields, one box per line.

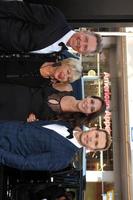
xmin=61 ymin=30 xmax=75 ymax=46
xmin=70 ymin=130 xmax=82 ymax=148
xmin=70 ymin=137 xmax=82 ymax=148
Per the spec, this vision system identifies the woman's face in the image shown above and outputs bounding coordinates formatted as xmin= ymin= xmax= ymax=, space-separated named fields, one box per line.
xmin=53 ymin=64 xmax=75 ymax=82
xmin=77 ymin=97 xmax=102 ymax=114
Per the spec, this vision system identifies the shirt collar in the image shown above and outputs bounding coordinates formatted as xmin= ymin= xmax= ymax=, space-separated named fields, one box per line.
xmin=61 ymin=30 xmax=75 ymax=46
xmin=70 ymin=131 xmax=82 ymax=148
xmin=43 ymin=124 xmax=81 ymax=148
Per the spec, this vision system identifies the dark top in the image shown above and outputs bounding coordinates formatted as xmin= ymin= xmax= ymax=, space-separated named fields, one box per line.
xmin=0 ymin=84 xmax=31 ymax=120
xmin=0 ymin=55 xmax=52 ymax=87
xmin=0 ymin=1 xmax=71 ymax=52
xmin=31 ymin=85 xmax=72 ymax=120
xmin=0 ymin=83 xmax=72 ymax=121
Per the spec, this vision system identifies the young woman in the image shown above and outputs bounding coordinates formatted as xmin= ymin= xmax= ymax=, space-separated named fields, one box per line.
xmin=27 ymin=84 xmax=106 ymax=127
xmin=0 ymin=81 xmax=105 ymax=128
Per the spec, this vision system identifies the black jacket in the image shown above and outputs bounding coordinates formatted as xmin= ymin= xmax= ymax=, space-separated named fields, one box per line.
xmin=0 ymin=54 xmax=54 ymax=87
xmin=0 ymin=1 xmax=71 ymax=52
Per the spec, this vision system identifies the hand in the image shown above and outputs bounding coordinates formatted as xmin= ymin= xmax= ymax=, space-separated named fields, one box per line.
xmin=40 ymin=62 xmax=54 ymax=78
xmin=27 ymin=113 xmax=38 ymax=122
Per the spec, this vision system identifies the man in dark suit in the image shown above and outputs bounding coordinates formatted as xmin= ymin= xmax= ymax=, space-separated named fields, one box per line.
xmin=0 ymin=120 xmax=112 ymax=171
xmin=0 ymin=1 xmax=102 ymax=55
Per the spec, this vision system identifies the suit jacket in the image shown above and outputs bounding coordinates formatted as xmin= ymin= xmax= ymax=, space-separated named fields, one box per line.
xmin=0 ymin=54 xmax=55 ymax=87
xmin=0 ymin=120 xmax=79 ymax=171
xmin=0 ymin=1 xmax=71 ymax=52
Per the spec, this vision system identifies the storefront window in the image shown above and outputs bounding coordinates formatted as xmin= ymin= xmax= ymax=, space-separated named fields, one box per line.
xmin=85 ymin=182 xmax=115 ymax=200
xmin=81 ymin=47 xmax=113 ymax=172
xmin=69 ymin=26 xmax=130 ymax=199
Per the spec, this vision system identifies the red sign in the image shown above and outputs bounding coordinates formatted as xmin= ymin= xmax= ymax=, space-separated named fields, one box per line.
xmin=103 ymin=72 xmax=112 ymax=134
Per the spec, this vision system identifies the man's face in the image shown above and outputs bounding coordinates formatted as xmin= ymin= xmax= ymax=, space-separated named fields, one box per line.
xmin=54 ymin=64 xmax=74 ymax=83
xmin=68 ymin=32 xmax=97 ymax=54
xmin=80 ymin=129 xmax=106 ymax=150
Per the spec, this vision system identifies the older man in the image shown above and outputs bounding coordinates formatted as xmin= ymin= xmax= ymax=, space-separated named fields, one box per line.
xmin=0 ymin=120 xmax=112 ymax=171
xmin=0 ymin=1 xmax=102 ymax=55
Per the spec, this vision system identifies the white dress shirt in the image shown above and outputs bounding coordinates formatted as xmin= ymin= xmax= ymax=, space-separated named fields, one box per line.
xmin=43 ymin=124 xmax=81 ymax=148
xmin=31 ymin=30 xmax=75 ymax=54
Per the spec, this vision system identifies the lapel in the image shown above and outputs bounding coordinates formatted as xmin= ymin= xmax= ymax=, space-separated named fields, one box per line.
xmin=29 ymin=120 xmax=79 ymax=154
xmin=30 ymin=120 xmax=78 ymax=150
xmin=66 ymin=127 xmax=74 ymax=139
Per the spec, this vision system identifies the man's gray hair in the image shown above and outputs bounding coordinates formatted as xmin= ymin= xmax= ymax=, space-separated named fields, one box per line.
xmin=78 ymin=30 xmax=103 ymax=54
xmin=89 ymin=31 xmax=103 ymax=53
xmin=61 ymin=57 xmax=83 ymax=83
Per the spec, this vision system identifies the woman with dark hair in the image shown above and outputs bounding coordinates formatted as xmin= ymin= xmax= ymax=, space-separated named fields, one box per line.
xmin=27 ymin=85 xmax=106 ymax=128
xmin=51 ymin=95 xmax=106 ymax=128
xmin=0 ymin=83 xmax=105 ymax=128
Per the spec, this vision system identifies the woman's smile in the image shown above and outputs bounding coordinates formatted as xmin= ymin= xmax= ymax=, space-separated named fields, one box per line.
xmin=77 ymin=97 xmax=102 ymax=114
xmin=57 ymin=72 xmax=65 ymax=80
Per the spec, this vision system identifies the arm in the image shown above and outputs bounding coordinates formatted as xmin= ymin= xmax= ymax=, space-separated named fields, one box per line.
xmin=0 ymin=1 xmax=67 ymax=51
xmin=27 ymin=113 xmax=39 ymax=122
xmin=0 ymin=149 xmax=71 ymax=171
xmin=0 ymin=1 xmax=59 ymax=24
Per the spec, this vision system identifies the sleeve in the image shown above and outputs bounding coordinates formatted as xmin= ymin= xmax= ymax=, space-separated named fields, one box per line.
xmin=0 ymin=1 xmax=64 ymax=51
xmin=0 ymin=1 xmax=58 ymax=25
xmin=0 ymin=149 xmax=71 ymax=171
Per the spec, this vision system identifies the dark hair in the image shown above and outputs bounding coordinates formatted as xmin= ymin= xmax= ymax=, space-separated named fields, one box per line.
xmin=53 ymin=96 xmax=106 ymax=128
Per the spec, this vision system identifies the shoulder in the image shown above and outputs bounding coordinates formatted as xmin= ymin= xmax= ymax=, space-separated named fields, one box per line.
xmin=52 ymin=83 xmax=73 ymax=92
